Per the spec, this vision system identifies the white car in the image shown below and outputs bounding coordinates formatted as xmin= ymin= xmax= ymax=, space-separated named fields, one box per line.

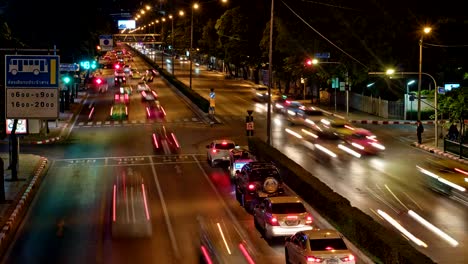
xmin=285 ymin=229 xmax=356 ymax=264
xmin=136 ymin=81 xmax=150 ymax=92
xmin=206 ymin=139 xmax=237 ymax=167
xmin=253 ymin=196 xmax=313 ymax=241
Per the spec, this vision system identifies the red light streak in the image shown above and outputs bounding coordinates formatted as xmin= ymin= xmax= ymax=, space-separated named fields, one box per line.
xmin=200 ymin=246 xmax=213 ymax=264
xmin=112 ymin=184 xmax=116 ymax=222
xmin=152 ymin=133 xmax=159 ymax=148
xmin=238 ymin=243 xmax=255 ymax=264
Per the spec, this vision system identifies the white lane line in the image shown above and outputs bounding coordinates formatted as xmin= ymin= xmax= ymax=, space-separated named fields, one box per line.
xmin=149 ymin=156 xmax=180 ymax=257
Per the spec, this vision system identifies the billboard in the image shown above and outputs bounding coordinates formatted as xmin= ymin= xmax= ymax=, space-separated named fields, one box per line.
xmin=118 ymin=20 xmax=136 ymax=30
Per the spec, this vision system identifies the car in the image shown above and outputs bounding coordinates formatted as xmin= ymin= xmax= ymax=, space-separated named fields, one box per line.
xmin=253 ymin=196 xmax=313 ymax=242
xmin=305 ymin=117 xmax=354 ymax=140
xmin=272 ymin=96 xmax=295 ymax=113
xmin=341 ymin=128 xmax=386 ymax=154
xmin=228 ymin=147 xmax=255 ymax=179
xmin=110 ymin=103 xmax=128 ymax=120
xmin=287 ymin=107 xmax=325 ymax=126
xmin=152 ymin=125 xmax=180 ymax=153
xmin=285 ymin=229 xmax=356 ymax=264
xmin=86 ymin=76 xmax=108 ymax=93
xmin=416 ymin=157 xmax=468 ymax=206
xmin=114 ymin=76 xmax=126 ymax=86
xmin=280 ymin=100 xmax=305 ymax=115
xmin=136 ymin=81 xmax=150 ymax=92
xmin=252 ymin=85 xmax=269 ymax=102
xmin=112 ymin=168 xmax=152 ymax=238
xmin=131 ymin=69 xmax=143 ymax=80
xmin=234 ymin=161 xmax=284 ymax=212
xmin=146 ymin=100 xmax=166 ymax=119
xmin=141 ymin=90 xmax=158 ymax=101
xmin=206 ymin=139 xmax=237 ymax=167
xmin=114 ymin=69 xmax=125 ymax=77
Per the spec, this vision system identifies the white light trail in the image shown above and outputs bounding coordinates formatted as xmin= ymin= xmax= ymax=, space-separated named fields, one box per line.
xmin=338 ymin=144 xmax=361 ymax=158
xmin=285 ymin=128 xmax=302 ymax=138
xmin=408 ymin=210 xmax=459 ymax=247
xmin=217 ymin=222 xmax=232 ymax=254
xmin=315 ymin=144 xmax=337 ymax=158
xmin=377 ymin=209 xmax=428 ymax=248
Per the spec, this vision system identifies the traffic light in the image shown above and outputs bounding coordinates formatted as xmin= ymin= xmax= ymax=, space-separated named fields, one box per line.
xmin=95 ymin=78 xmax=103 ymax=85
xmin=62 ymin=76 xmax=71 ymax=84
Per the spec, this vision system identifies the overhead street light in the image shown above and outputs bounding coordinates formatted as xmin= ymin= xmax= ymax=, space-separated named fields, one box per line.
xmin=369 ymin=70 xmax=439 ymax=147
xmin=189 ymin=3 xmax=199 ymax=90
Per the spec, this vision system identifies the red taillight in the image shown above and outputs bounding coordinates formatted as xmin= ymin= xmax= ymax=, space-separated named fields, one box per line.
xmin=306 ymin=214 xmax=313 ymax=224
xmin=95 ymin=78 xmax=102 ymax=84
xmin=341 ymin=254 xmax=355 ymax=262
xmin=222 ymin=141 xmax=227 ymax=145
xmin=269 ymin=215 xmax=279 ymax=226
xmin=212 ymin=149 xmax=217 ymax=153
xmin=306 ymin=256 xmax=323 ymax=262
xmin=115 ymin=64 xmax=120 ymax=69
xmin=248 ymin=184 xmax=255 ymax=190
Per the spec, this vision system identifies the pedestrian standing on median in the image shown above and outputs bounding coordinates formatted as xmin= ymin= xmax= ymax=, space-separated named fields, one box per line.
xmin=416 ymin=120 xmax=424 ymax=144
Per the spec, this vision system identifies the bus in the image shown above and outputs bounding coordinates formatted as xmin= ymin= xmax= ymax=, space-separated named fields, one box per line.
xmin=9 ymin=58 xmax=49 ymax=75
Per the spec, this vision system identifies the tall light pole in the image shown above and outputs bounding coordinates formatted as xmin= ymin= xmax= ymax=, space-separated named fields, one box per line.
xmin=417 ymin=26 xmax=432 ymax=121
xmin=369 ymin=70 xmax=438 ymax=147
xmin=266 ymin=0 xmax=274 ymax=146
xmin=169 ymin=14 xmax=174 ymax=75
xmin=312 ymin=59 xmax=348 ymax=114
xmin=161 ymin=17 xmax=166 ymax=70
xmin=189 ymin=3 xmax=199 ymax=90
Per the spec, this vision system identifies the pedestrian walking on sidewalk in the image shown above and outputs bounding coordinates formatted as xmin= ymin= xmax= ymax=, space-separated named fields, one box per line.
xmin=416 ymin=120 xmax=424 ymax=144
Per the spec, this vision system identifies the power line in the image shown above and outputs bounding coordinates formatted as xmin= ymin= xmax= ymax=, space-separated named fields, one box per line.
xmin=425 ymin=43 xmax=468 ymax=48
xmin=281 ymin=0 xmax=368 ymax=69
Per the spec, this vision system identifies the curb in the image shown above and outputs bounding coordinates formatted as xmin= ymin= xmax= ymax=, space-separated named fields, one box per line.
xmin=31 ymin=136 xmax=61 ymax=145
xmin=413 ymin=142 xmax=468 ymax=164
xmin=349 ymin=120 xmax=434 ymax=125
xmin=0 ymin=157 xmax=49 ymax=257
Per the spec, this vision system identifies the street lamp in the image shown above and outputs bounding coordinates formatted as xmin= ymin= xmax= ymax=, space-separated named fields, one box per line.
xmin=189 ymin=3 xmax=199 ymax=90
xmin=169 ymin=14 xmax=174 ymax=75
xmin=369 ymin=70 xmax=439 ymax=147
xmin=161 ymin=17 xmax=166 ymax=70
xmin=312 ymin=59 xmax=349 ymax=115
xmin=417 ymin=26 xmax=432 ymax=121
xmin=405 ymin=80 xmax=416 ymax=120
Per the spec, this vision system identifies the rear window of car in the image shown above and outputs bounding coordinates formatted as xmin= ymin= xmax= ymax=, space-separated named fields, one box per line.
xmin=272 ymin=202 xmax=306 ymax=214
xmin=250 ymin=168 xmax=281 ymax=181
xmin=309 ymin=238 xmax=348 ymax=251
xmin=215 ymin=143 xmax=235 ymax=150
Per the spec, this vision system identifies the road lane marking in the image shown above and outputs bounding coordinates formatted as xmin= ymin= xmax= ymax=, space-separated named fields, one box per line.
xmin=149 ymin=156 xmax=180 ymax=258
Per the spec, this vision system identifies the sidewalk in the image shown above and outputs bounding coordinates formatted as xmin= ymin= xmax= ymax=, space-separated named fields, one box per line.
xmin=0 ymin=154 xmax=49 ymax=256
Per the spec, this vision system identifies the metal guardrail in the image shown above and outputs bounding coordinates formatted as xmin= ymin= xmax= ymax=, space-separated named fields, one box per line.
xmin=444 ymin=138 xmax=468 ymax=159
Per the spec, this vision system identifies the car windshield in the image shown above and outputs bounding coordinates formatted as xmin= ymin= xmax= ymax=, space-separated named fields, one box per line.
xmin=215 ymin=143 xmax=235 ymax=150
xmin=309 ymin=238 xmax=348 ymax=251
xmin=272 ymin=203 xmax=306 ymax=214
xmin=250 ymin=168 xmax=280 ymax=181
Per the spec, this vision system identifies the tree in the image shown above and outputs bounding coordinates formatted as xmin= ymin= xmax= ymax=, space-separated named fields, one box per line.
xmin=438 ymin=87 xmax=468 ymax=138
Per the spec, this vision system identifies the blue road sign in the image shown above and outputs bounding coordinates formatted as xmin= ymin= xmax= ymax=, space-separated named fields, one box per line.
xmin=314 ymin=52 xmax=330 ymax=59
xmin=5 ymin=55 xmax=60 ymax=88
